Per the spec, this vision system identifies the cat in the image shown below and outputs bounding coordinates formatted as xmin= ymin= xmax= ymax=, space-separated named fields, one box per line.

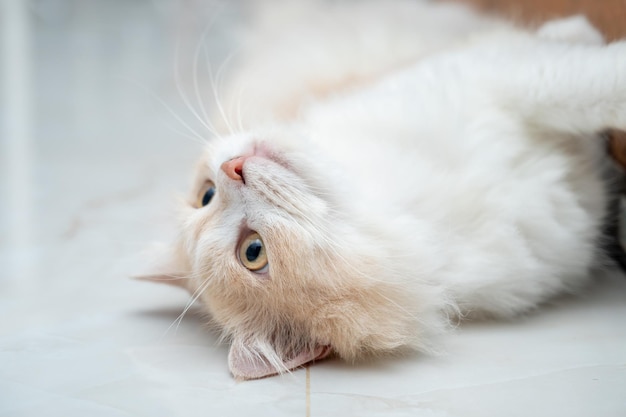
xmin=139 ymin=0 xmax=626 ymax=380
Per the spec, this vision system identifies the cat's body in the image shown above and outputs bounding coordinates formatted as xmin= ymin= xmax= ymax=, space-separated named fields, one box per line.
xmin=144 ymin=1 xmax=626 ymax=380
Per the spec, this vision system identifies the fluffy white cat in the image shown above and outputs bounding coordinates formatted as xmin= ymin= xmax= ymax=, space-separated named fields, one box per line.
xmin=141 ymin=1 xmax=626 ymax=380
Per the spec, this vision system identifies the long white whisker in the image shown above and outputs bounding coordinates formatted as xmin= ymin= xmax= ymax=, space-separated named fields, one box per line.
xmin=204 ymin=44 xmax=235 ymax=136
xmin=163 ymin=121 xmax=209 ymax=145
xmin=214 ymin=46 xmax=243 ymax=134
xmin=119 ymin=77 xmax=207 ymax=143
xmin=173 ymin=40 xmax=215 ymax=137
xmin=193 ymin=45 xmax=219 ymax=138
xmin=164 ymin=275 xmax=212 ymax=336
xmin=191 ymin=3 xmax=229 ymax=138
xmin=235 ymin=82 xmax=246 ymax=134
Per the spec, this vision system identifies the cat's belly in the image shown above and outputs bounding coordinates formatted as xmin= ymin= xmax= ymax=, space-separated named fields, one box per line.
xmin=308 ymin=106 xmax=608 ymax=317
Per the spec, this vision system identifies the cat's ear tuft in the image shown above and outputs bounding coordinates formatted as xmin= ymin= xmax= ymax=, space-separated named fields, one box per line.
xmin=228 ymin=337 xmax=331 ymax=380
xmin=132 ymin=272 xmax=190 ymax=289
xmin=132 ymin=243 xmax=191 ymax=291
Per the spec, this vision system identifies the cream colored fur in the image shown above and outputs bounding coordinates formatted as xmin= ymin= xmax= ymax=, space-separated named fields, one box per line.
xmin=144 ymin=1 xmax=626 ymax=380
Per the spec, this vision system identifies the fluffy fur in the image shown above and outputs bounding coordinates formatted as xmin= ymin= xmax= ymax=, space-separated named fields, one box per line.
xmin=143 ymin=1 xmax=626 ymax=380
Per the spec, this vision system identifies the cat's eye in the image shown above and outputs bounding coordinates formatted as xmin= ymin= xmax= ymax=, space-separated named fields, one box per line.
xmin=196 ymin=181 xmax=216 ymax=208
xmin=238 ymin=232 xmax=268 ymax=272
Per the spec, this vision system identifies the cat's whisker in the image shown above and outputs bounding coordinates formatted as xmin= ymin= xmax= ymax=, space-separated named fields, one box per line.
xmin=214 ymin=46 xmax=243 ymax=134
xmin=224 ymin=63 xmax=251 ymax=135
xmin=166 ymin=275 xmax=213 ymax=335
xmin=120 ymin=77 xmax=208 ymax=144
xmin=191 ymin=5 xmax=228 ymax=139
xmin=204 ymin=45 xmax=236 ymax=136
xmin=192 ymin=48 xmax=218 ymax=139
xmin=234 ymin=84 xmax=246 ymax=134
xmin=163 ymin=121 xmax=210 ymax=145
xmin=173 ymin=41 xmax=216 ymax=139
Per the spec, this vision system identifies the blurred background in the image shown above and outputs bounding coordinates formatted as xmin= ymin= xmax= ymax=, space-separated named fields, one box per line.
xmin=1 ymin=0 xmax=242 ymax=296
xmin=461 ymin=0 xmax=626 ymax=41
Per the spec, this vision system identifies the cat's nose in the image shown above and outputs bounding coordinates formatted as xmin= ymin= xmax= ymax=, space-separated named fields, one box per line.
xmin=221 ymin=156 xmax=246 ymax=182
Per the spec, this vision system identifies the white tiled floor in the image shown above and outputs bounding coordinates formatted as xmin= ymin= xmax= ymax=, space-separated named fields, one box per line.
xmin=1 ymin=1 xmax=625 ymax=416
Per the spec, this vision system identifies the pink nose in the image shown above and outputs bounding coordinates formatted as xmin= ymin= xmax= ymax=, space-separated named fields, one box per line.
xmin=221 ymin=156 xmax=246 ymax=182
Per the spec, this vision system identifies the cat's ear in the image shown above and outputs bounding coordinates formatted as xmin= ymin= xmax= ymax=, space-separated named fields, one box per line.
xmin=132 ymin=244 xmax=191 ymax=291
xmin=133 ymin=271 xmax=190 ymax=289
xmin=228 ymin=337 xmax=331 ymax=380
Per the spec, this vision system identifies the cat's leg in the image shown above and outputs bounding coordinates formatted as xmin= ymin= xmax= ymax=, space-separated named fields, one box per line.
xmin=499 ymin=40 xmax=626 ymax=134
xmin=536 ymin=15 xmax=604 ymax=45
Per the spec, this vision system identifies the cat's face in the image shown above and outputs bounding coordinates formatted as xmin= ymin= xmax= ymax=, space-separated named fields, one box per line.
xmin=152 ymin=128 xmax=440 ymax=379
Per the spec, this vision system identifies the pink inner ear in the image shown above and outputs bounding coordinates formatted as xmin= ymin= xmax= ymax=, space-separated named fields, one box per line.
xmin=228 ymin=342 xmax=331 ymax=380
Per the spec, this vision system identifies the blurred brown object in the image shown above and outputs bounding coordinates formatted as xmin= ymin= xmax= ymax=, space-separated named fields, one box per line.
xmin=448 ymin=0 xmax=626 ymax=167
xmin=451 ymin=0 xmax=626 ymax=41
xmin=609 ymin=130 xmax=626 ymax=170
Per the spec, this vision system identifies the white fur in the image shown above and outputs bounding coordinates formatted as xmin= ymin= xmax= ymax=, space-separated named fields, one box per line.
xmin=294 ymin=38 xmax=617 ymax=317
xmin=152 ymin=1 xmax=626 ymax=379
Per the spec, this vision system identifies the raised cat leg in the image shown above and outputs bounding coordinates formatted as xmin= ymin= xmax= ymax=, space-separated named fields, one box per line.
xmin=498 ymin=39 xmax=626 ymax=134
xmin=537 ymin=15 xmax=604 ymax=45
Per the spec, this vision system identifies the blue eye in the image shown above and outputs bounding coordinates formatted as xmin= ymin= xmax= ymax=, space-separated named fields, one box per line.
xmin=197 ymin=182 xmax=215 ymax=207
xmin=202 ymin=187 xmax=215 ymax=206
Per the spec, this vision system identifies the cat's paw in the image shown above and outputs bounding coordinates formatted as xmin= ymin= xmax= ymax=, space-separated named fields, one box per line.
xmin=537 ymin=15 xmax=604 ymax=45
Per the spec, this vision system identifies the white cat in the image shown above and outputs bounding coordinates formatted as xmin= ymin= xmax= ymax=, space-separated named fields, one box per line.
xmin=141 ymin=1 xmax=626 ymax=380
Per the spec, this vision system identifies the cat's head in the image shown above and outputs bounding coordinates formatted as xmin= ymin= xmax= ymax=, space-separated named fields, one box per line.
xmin=143 ymin=128 xmax=444 ymax=379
